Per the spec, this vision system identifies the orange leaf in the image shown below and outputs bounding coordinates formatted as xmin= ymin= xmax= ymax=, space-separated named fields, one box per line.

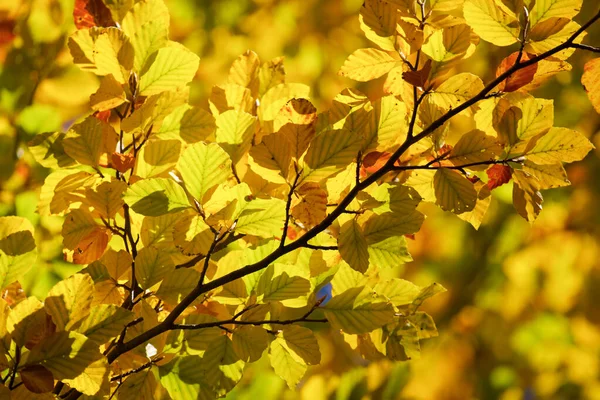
xmin=486 ymin=164 xmax=512 ymax=190
xmin=496 ymin=52 xmax=538 ymax=92
xmin=402 ymin=59 xmax=432 ymax=89
xmin=362 ymin=151 xmax=392 ymax=174
xmin=20 ymin=365 xmax=54 ymax=394
xmin=73 ymin=0 xmax=115 ymax=29
xmin=94 ymin=109 xmax=111 ymax=123
xmin=72 ymin=227 xmax=111 ymax=264
xmin=0 ymin=19 xmax=16 ymax=47
xmin=111 ymin=152 xmax=135 ymax=173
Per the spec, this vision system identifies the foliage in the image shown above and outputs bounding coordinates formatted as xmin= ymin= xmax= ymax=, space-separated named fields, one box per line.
xmin=0 ymin=0 xmax=598 ymax=398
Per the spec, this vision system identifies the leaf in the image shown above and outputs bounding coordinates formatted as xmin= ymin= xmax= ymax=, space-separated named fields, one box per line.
xmin=422 ymin=24 xmax=471 ymax=63
xmin=28 ymin=131 xmax=76 ymax=169
xmin=68 ymin=27 xmax=134 ymax=83
xmin=291 ymin=182 xmax=327 ymax=227
xmin=121 ymin=89 xmax=188 ymax=134
xmin=158 ymin=104 xmax=216 ymax=143
xmin=259 ymin=83 xmax=311 ymax=122
xmin=522 ymin=127 xmax=594 ymax=165
xmin=527 ymin=19 xmax=582 ymax=60
xmin=359 ymin=0 xmax=398 ymax=51
xmin=496 ymin=52 xmax=538 ymax=92
xmin=0 ymin=217 xmax=36 ymax=290
xmin=449 ymin=130 xmax=502 ymax=167
xmin=373 ymin=278 xmax=421 ymax=307
xmin=76 ymin=305 xmax=134 ymax=346
xmin=89 ymin=74 xmax=127 ymax=111
xmin=428 ymin=73 xmax=484 ymax=111
xmin=135 ymin=246 xmax=175 ymax=290
xmin=582 ymin=58 xmax=600 ymax=114
xmin=177 ymin=142 xmax=232 ymax=202
xmin=278 ymin=98 xmax=318 ymax=160
xmin=121 ymin=0 xmax=169 ymax=71
xmin=303 ymin=129 xmax=362 ymax=182
xmin=236 ymin=198 xmax=287 ymax=238
xmin=209 ymin=83 xmax=254 ymax=115
xmin=116 ymin=369 xmax=157 ymax=400
xmin=463 ymin=0 xmax=520 ymax=46
xmin=63 ymin=116 xmax=118 ymax=168
xmin=256 ymin=263 xmax=311 ymax=307
xmin=111 ymin=152 xmax=135 ymax=173
xmin=20 ymin=365 xmax=54 ymax=394
xmin=72 ymin=228 xmax=112 ymax=265
xmin=173 ymin=214 xmax=214 ymax=255
xmin=135 ymin=139 xmax=181 ymax=179
xmin=215 ymin=109 xmax=256 ymax=164
xmin=363 ymin=95 xmax=408 ymax=152
xmin=45 ymin=274 xmax=94 ymax=331
xmin=259 ymin=56 xmax=286 ymax=96
xmin=124 ymin=178 xmax=190 ymax=216
xmin=228 ymin=50 xmax=260 ymax=97
xmin=367 ymin=236 xmax=413 ymax=268
xmin=62 ymin=209 xmax=99 ymax=250
xmin=433 ymin=169 xmax=477 ymax=214
xmin=155 ymin=268 xmax=200 ymax=304
xmin=521 ymin=161 xmax=570 ymax=189
xmin=529 ymin=0 xmax=582 ymax=27
xmin=269 ymin=337 xmax=307 ymax=389
xmin=324 ymin=286 xmax=395 ymax=334
xmin=486 ymin=164 xmax=513 ymax=189
xmin=6 ymin=297 xmax=50 ymax=349
xmin=85 ymin=179 xmax=127 ymax=218
xmin=339 ymin=48 xmax=398 ymax=82
xmin=248 ymin=131 xmax=292 ymax=184
xmin=513 ymin=173 xmax=543 ymax=222
xmin=26 ymin=331 xmax=108 ymax=396
xmin=159 ymin=356 xmax=216 ymax=400
xmin=231 ymin=326 xmax=269 ymax=362
xmin=200 ymin=335 xmax=245 ymax=396
xmin=338 ymin=220 xmax=370 ymax=273
xmin=362 ymin=211 xmax=425 ymax=243
xmin=138 ymin=44 xmax=200 ymax=96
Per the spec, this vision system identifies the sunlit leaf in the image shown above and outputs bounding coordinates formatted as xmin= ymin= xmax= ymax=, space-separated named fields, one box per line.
xmin=138 ymin=44 xmax=200 ymax=96
xmin=124 ymin=178 xmax=190 ymax=216
xmin=76 ymin=304 xmax=135 ymax=344
xmin=135 ymin=139 xmax=181 ymax=179
xmin=256 ymin=263 xmax=311 ymax=307
xmin=177 ymin=142 xmax=232 ymax=202
xmin=338 ymin=219 xmax=370 ymax=273
xmin=339 ymin=48 xmax=398 ymax=82
xmin=433 ymin=168 xmax=477 ymax=214
xmin=45 ymin=274 xmax=94 ymax=331
xmin=89 ymin=74 xmax=127 ymax=111
xmin=463 ymin=0 xmax=519 ymax=46
xmin=135 ymin=245 xmax=175 ymax=290
xmin=215 ymin=109 xmax=256 ymax=164
xmin=582 ymin=58 xmax=600 ymax=114
xmin=521 ymin=127 xmax=594 ymax=165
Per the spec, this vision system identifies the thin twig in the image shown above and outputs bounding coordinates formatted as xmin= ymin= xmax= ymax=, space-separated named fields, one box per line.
xmin=280 ymin=170 xmax=302 ymax=248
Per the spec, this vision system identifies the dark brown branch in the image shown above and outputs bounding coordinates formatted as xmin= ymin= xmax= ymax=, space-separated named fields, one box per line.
xmin=281 ymin=170 xmax=302 ymax=248
xmin=110 ymin=357 xmax=163 ymax=382
xmin=304 ymin=244 xmax=338 ymax=251
xmin=393 ymin=157 xmax=521 ymax=172
xmin=174 ymin=233 xmax=245 ymax=269
xmin=569 ymin=42 xmax=600 ymax=53
xmin=106 ymin=8 xmax=600 ymax=365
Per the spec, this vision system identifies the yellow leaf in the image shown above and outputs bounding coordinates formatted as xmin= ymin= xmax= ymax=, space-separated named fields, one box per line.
xmin=62 ymin=209 xmax=99 ymax=250
xmin=159 ymin=356 xmax=216 ymax=399
xmin=339 ymin=48 xmax=398 ymax=82
xmin=338 ymin=219 xmax=370 ymax=273
xmin=209 ymin=83 xmax=254 ymax=116
xmin=85 ymin=179 xmax=127 ymax=218
xmin=236 ymin=198 xmax=287 ymax=238
xmin=529 ymin=0 xmax=582 ymax=27
xmin=302 ymin=129 xmax=362 ymax=182
xmin=155 ymin=268 xmax=200 ymax=304
xmin=248 ymin=130 xmax=292 ymax=184
xmin=0 ymin=217 xmax=36 ymax=289
xmin=134 ymin=139 xmax=181 ymax=178
xmin=123 ymin=178 xmax=190 ymax=216
xmin=258 ymin=56 xmax=286 ymax=97
xmin=521 ymin=127 xmax=594 ymax=165
xmin=157 ymin=104 xmax=216 ymax=143
xmin=276 ymin=325 xmax=320 ymax=365
xmin=45 ymin=274 xmax=94 ymax=331
xmin=135 ymin=245 xmax=175 ymax=290
xmin=6 ymin=297 xmax=47 ymax=348
xmin=215 ymin=109 xmax=256 ymax=164
xmin=513 ymin=171 xmax=543 ymax=222
xmin=63 ymin=116 xmax=118 ymax=168
xmin=521 ymin=160 xmax=570 ymax=189
xmin=228 ymin=50 xmax=261 ymax=97
xmin=363 ymin=95 xmax=408 ymax=152
xmin=231 ymin=326 xmax=269 ymax=362
xmin=367 ymin=236 xmax=413 ymax=267
xmin=363 ymin=211 xmax=425 ymax=242
xmin=449 ymin=130 xmax=502 ymax=168
xmin=116 ymin=369 xmax=157 ymax=400
xmin=582 ymin=58 xmax=600 ymax=114
xmin=422 ymin=24 xmax=471 ymax=64
xmin=433 ymin=169 xmax=477 ymax=214
xmin=76 ymin=304 xmax=135 ymax=345
xmin=457 ymin=181 xmax=492 ymax=229
xmin=269 ymin=337 xmax=307 ymax=389
xmin=373 ymin=278 xmax=421 ymax=306
xmin=138 ymin=44 xmax=200 ymax=96
xmin=89 ymin=74 xmax=127 ymax=111
xmin=291 ymin=182 xmax=328 ymax=227
xmin=527 ymin=18 xmax=583 ymax=60
xmin=68 ymin=27 xmax=134 ymax=83
xmin=258 ymin=83 xmax=311 ymax=122
xmin=173 ymin=214 xmax=214 ymax=255
xmin=28 ymin=131 xmax=76 ymax=169
xmin=463 ymin=0 xmax=520 ymax=46
xmin=256 ymin=263 xmax=311 ymax=307
xmin=428 ymin=73 xmax=484 ymax=111
xmin=177 ymin=142 xmax=232 ymax=202
xmin=359 ymin=0 xmax=398 ymax=51
xmin=121 ymin=88 xmax=189 ymax=134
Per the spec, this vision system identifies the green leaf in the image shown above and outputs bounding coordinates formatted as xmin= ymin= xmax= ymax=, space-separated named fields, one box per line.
xmin=124 ymin=178 xmax=190 ymax=216
xmin=45 ymin=274 xmax=94 ymax=331
xmin=363 ymin=95 xmax=408 ymax=152
xmin=256 ymin=263 xmax=311 ymax=307
xmin=26 ymin=331 xmax=108 ymax=396
xmin=159 ymin=356 xmax=216 ymax=400
xmin=338 ymin=219 xmax=370 ymax=273
xmin=135 ymin=139 xmax=181 ymax=179
xmin=139 ymin=44 xmax=200 ymax=96
xmin=449 ymin=130 xmax=502 ymax=168
xmin=200 ymin=335 xmax=245 ymax=396
xmin=28 ymin=131 xmax=76 ymax=169
xmin=363 ymin=211 xmax=425 ymax=243
xmin=339 ymin=48 xmax=398 ymax=81
xmin=76 ymin=305 xmax=135 ymax=345
xmin=135 ymin=245 xmax=175 ymax=290
xmin=303 ymin=129 xmax=362 ymax=182
xmin=324 ymin=286 xmax=395 ymax=334
xmin=0 ymin=216 xmax=36 ymax=290
xmin=215 ymin=109 xmax=256 ymax=164
xmin=121 ymin=0 xmax=170 ymax=71
xmin=408 ymin=311 xmax=439 ymax=339
xmin=269 ymin=336 xmax=307 ymax=389
xmin=236 ymin=198 xmax=287 ymax=238
xmin=433 ymin=169 xmax=477 ymax=214
xmin=177 ymin=142 xmax=232 ymax=202
xmin=522 ymin=127 xmax=594 ymax=165
xmin=367 ymin=236 xmax=413 ymax=268
xmin=373 ymin=278 xmax=421 ymax=306
xmin=231 ymin=326 xmax=269 ymax=362
xmin=275 ymin=325 xmax=321 ymax=365
xmin=463 ymin=0 xmax=520 ymax=46
xmin=157 ymin=104 xmax=216 ymax=143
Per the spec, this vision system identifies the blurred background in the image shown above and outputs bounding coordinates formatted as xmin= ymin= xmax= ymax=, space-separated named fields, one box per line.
xmin=1 ymin=0 xmax=600 ymax=399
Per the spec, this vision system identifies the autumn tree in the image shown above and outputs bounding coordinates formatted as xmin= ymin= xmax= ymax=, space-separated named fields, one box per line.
xmin=0 ymin=0 xmax=598 ymax=398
